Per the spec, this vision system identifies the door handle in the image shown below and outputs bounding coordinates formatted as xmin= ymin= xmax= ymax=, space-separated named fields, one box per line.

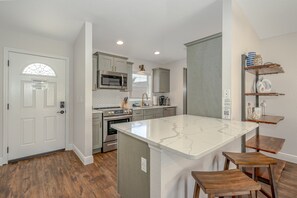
xmin=57 ymin=110 xmax=65 ymax=114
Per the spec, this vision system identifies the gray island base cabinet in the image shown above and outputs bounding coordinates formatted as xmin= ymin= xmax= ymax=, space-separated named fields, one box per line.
xmin=112 ymin=115 xmax=258 ymax=198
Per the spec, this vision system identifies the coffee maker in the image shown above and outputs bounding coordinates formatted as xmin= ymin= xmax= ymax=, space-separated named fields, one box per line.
xmin=159 ymin=96 xmax=165 ymax=106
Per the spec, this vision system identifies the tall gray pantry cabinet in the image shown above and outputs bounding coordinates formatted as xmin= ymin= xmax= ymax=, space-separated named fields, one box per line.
xmin=185 ymin=33 xmax=222 ymax=118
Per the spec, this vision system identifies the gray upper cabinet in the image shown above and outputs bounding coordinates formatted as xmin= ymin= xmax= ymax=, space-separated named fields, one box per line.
xmin=114 ymin=57 xmax=128 ymax=73
xmin=126 ymin=62 xmax=133 ymax=92
xmin=185 ymin=33 xmax=222 ymax=118
xmin=98 ymin=54 xmax=114 ymax=71
xmin=153 ymin=68 xmax=170 ymax=93
xmin=93 ymin=54 xmax=98 ymax=91
xmin=97 ymin=52 xmax=128 ymax=73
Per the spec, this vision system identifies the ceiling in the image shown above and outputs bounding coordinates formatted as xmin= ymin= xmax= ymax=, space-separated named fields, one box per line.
xmin=0 ymin=0 xmax=222 ymax=64
xmin=1 ymin=0 xmax=296 ymax=64
xmin=237 ymin=0 xmax=297 ymax=39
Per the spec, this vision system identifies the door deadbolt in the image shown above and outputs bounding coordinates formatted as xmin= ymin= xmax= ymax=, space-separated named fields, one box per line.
xmin=57 ymin=110 xmax=65 ymax=114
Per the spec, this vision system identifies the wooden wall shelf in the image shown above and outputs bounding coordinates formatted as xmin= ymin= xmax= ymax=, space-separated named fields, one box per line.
xmin=246 ymin=135 xmax=285 ymax=154
xmin=245 ymin=92 xmax=285 ymax=96
xmin=245 ymin=64 xmax=284 ymax=75
xmin=247 ymin=115 xmax=284 ymax=125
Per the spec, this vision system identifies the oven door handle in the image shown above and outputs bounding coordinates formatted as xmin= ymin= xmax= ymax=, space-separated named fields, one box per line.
xmin=103 ymin=115 xmax=132 ymax=121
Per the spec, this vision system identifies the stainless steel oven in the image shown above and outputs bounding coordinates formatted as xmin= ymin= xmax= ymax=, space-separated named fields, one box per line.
xmin=98 ymin=70 xmax=127 ymax=90
xmin=98 ymin=108 xmax=132 ymax=152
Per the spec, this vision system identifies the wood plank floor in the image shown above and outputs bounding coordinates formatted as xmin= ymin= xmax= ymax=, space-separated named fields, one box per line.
xmin=0 ymin=150 xmax=296 ymax=198
xmin=0 ymin=151 xmax=119 ymax=198
xmin=259 ymin=161 xmax=297 ymax=198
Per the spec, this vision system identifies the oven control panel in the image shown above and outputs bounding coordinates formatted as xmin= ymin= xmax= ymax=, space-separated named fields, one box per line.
xmin=104 ymin=109 xmax=133 ymax=117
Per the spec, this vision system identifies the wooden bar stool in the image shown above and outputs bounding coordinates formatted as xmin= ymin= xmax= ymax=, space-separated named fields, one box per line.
xmin=223 ymin=152 xmax=278 ymax=198
xmin=191 ymin=169 xmax=261 ymax=198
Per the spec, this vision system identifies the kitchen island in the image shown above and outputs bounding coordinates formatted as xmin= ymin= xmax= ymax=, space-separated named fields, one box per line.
xmin=112 ymin=115 xmax=258 ymax=198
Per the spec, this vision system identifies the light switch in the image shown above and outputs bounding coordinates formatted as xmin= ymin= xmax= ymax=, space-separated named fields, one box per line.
xmin=141 ymin=157 xmax=147 ymax=173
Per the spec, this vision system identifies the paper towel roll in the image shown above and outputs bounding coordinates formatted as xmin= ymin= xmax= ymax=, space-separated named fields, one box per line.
xmin=153 ymin=96 xmax=158 ymax=106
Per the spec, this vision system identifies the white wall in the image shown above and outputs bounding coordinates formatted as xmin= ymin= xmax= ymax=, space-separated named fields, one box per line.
xmin=259 ymin=32 xmax=297 ymax=161
xmin=223 ymin=0 xmax=297 ymax=162
xmin=161 ymin=59 xmax=187 ymax=115
xmin=0 ymin=28 xmax=74 ymax=163
xmin=222 ymin=0 xmax=261 ymax=121
xmin=73 ymin=22 xmax=93 ymax=165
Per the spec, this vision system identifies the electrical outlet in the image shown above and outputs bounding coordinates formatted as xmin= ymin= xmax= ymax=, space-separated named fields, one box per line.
xmin=141 ymin=157 xmax=147 ymax=173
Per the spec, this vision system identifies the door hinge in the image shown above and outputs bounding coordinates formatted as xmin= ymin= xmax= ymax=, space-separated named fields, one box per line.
xmin=7 ymin=103 xmax=9 ymax=110
xmin=7 ymin=147 xmax=9 ymax=153
xmin=7 ymin=60 xmax=10 ymax=67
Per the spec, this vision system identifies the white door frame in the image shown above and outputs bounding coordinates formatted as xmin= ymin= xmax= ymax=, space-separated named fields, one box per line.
xmin=2 ymin=48 xmax=71 ymax=165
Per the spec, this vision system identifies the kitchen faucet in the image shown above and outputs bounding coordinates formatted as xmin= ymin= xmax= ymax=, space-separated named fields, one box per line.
xmin=141 ymin=93 xmax=149 ymax=107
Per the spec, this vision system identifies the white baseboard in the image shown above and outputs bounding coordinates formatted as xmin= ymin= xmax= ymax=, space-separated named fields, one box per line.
xmin=73 ymin=144 xmax=93 ymax=165
xmin=276 ymin=152 xmax=297 ymax=164
xmin=266 ymin=152 xmax=297 ymax=164
xmin=66 ymin=143 xmax=73 ymax=150
xmin=0 ymin=157 xmax=4 ymax=166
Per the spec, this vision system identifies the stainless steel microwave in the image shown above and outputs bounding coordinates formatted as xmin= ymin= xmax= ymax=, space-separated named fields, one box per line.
xmin=98 ymin=70 xmax=127 ymax=90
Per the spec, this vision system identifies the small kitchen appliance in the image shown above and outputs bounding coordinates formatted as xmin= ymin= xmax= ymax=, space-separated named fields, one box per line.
xmin=98 ymin=71 xmax=127 ymax=90
xmin=159 ymin=96 xmax=165 ymax=106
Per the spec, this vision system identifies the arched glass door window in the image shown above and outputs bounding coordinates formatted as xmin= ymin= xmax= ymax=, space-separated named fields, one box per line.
xmin=22 ymin=63 xmax=56 ymax=77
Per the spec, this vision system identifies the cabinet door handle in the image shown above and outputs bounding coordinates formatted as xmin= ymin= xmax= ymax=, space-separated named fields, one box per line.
xmin=115 ymin=66 xmax=117 ymax=71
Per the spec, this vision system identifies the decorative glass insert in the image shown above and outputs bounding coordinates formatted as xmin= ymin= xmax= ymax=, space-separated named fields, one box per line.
xmin=22 ymin=63 xmax=56 ymax=77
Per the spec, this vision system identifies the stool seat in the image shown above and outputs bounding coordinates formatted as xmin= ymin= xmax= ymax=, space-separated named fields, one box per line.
xmin=192 ymin=169 xmax=261 ymax=196
xmin=223 ymin=152 xmax=277 ymax=167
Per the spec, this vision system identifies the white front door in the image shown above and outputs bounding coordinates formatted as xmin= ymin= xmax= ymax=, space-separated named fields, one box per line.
xmin=8 ymin=52 xmax=66 ymax=160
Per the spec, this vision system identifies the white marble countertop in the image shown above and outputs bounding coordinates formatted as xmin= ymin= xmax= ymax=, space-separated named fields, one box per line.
xmin=112 ymin=115 xmax=258 ymax=160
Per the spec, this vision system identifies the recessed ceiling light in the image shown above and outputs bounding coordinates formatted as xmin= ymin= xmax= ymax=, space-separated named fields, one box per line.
xmin=117 ymin=40 xmax=124 ymax=45
xmin=154 ymin=51 xmax=160 ymax=55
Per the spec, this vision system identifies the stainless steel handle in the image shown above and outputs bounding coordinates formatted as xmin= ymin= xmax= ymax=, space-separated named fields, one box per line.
xmin=121 ymin=74 xmax=124 ymax=87
xmin=115 ymin=66 xmax=117 ymax=71
xmin=104 ymin=115 xmax=132 ymax=121
xmin=57 ymin=110 xmax=65 ymax=114
xmin=107 ymin=142 xmax=117 ymax=146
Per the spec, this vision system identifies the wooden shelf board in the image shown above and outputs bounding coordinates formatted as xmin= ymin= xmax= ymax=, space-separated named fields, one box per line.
xmin=245 ymin=159 xmax=286 ymax=183
xmin=247 ymin=115 xmax=284 ymax=124
xmin=245 ymin=64 xmax=284 ymax=75
xmin=246 ymin=135 xmax=285 ymax=154
xmin=245 ymin=92 xmax=285 ymax=96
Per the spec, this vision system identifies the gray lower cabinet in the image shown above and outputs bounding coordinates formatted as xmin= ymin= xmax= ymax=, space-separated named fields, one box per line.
xmin=92 ymin=113 xmax=103 ymax=153
xmin=143 ymin=115 xmax=154 ymax=120
xmin=132 ymin=107 xmax=176 ymax=121
xmin=132 ymin=115 xmax=143 ymax=121
xmin=163 ymin=107 xmax=176 ymax=117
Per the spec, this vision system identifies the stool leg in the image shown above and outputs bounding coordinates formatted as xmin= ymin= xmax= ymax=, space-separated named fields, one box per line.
xmin=208 ymin=194 xmax=215 ymax=198
xmin=224 ymin=158 xmax=230 ymax=170
xmin=252 ymin=167 xmax=258 ymax=182
xmin=193 ymin=183 xmax=200 ymax=198
xmin=268 ymin=165 xmax=278 ymax=198
xmin=250 ymin=190 xmax=257 ymax=198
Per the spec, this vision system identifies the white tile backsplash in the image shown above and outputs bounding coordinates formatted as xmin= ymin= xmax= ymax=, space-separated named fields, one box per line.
xmin=93 ymin=89 xmax=129 ymax=108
